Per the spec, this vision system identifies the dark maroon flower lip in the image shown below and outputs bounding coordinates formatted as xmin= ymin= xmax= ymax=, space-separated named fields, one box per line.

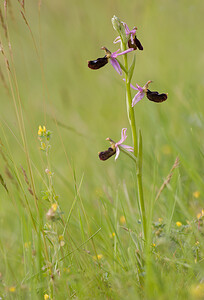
xmin=99 ymin=147 xmax=116 ymax=161
xmin=134 ymin=37 xmax=143 ymax=50
xmin=146 ymin=90 xmax=168 ymax=103
xmin=88 ymin=56 xmax=108 ymax=70
xmin=128 ymin=36 xmax=143 ymax=51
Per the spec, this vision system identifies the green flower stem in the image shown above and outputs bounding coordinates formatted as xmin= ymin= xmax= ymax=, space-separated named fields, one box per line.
xmin=121 ymin=42 xmax=147 ymax=240
xmin=137 ymin=130 xmax=147 ymax=240
xmin=122 ymin=45 xmax=138 ymax=156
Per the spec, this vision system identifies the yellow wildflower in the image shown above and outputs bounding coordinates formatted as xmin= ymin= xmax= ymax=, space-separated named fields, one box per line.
xmin=9 ymin=286 xmax=16 ymax=292
xmin=195 ymin=241 xmax=199 ymax=246
xmin=109 ymin=232 xmax=115 ymax=238
xmin=46 ymin=204 xmax=58 ymax=221
xmin=93 ymin=254 xmax=103 ymax=260
xmin=120 ymin=216 xmax=126 ymax=225
xmin=38 ymin=125 xmax=43 ymax=136
xmin=52 ymin=203 xmax=58 ymax=212
xmin=193 ymin=191 xmax=200 ymax=198
xmin=158 ymin=218 xmax=163 ymax=222
xmin=152 ymin=243 xmax=156 ymax=247
xmin=190 ymin=283 xmax=204 ymax=299
xmin=176 ymin=221 xmax=182 ymax=227
xmin=44 ymin=294 xmax=49 ymax=300
xmin=45 ymin=168 xmax=52 ymax=175
xmin=197 ymin=210 xmax=204 ymax=220
xmin=197 ymin=213 xmax=202 ymax=219
xmin=38 ymin=125 xmax=46 ymax=136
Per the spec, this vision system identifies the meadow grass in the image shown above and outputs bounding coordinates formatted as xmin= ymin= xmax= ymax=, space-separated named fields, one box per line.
xmin=0 ymin=0 xmax=204 ymax=299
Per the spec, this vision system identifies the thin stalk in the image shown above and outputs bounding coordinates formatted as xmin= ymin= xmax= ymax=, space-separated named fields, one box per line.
xmin=137 ymin=130 xmax=147 ymax=239
xmin=121 ymin=44 xmax=138 ymax=156
xmin=121 ymin=42 xmax=147 ymax=240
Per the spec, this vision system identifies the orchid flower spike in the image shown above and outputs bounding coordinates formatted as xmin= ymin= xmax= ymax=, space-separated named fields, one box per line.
xmin=113 ymin=22 xmax=143 ymax=51
xmin=130 ymin=80 xmax=168 ymax=107
xmin=88 ymin=47 xmax=134 ymax=75
xmin=98 ymin=128 xmax=134 ymax=161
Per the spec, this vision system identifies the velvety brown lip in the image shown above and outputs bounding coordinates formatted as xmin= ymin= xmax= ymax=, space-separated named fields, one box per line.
xmin=146 ymin=89 xmax=168 ymax=103
xmin=88 ymin=56 xmax=108 ymax=70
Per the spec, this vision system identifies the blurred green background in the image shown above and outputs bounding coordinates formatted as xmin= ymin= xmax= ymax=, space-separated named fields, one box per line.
xmin=2 ymin=1 xmax=202 ymax=198
xmin=0 ymin=0 xmax=204 ymax=298
xmin=1 ymin=0 xmax=203 ymax=183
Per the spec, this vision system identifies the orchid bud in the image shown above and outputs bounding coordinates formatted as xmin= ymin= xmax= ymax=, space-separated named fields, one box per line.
xmin=111 ymin=15 xmax=122 ymax=32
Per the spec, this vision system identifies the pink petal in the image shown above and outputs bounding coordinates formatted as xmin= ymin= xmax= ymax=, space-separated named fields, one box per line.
xmin=130 ymin=28 xmax=137 ymax=36
xmin=120 ymin=145 xmax=134 ymax=152
xmin=113 ymin=36 xmax=121 ymax=44
xmin=130 ymin=83 xmax=139 ymax=91
xmin=111 ymin=49 xmax=121 ymax=58
xmin=132 ymin=91 xmax=145 ymax=107
xmin=123 ymin=79 xmax=138 ymax=91
xmin=115 ymin=147 xmax=120 ymax=160
xmin=113 ymin=48 xmax=134 ymax=57
xmin=122 ymin=22 xmax=130 ymax=34
xmin=110 ymin=58 xmax=122 ymax=75
xmin=136 ymin=84 xmax=144 ymax=92
xmin=115 ymin=128 xmax=127 ymax=146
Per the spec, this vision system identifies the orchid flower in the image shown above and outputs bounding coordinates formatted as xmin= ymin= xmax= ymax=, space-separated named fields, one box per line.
xmin=88 ymin=47 xmax=134 ymax=75
xmin=114 ymin=22 xmax=137 ymax=44
xmin=131 ymin=80 xmax=152 ymax=107
xmin=99 ymin=128 xmax=134 ymax=161
xmin=130 ymin=80 xmax=168 ymax=107
xmin=113 ymin=21 xmax=143 ymax=51
xmin=114 ymin=128 xmax=134 ymax=160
